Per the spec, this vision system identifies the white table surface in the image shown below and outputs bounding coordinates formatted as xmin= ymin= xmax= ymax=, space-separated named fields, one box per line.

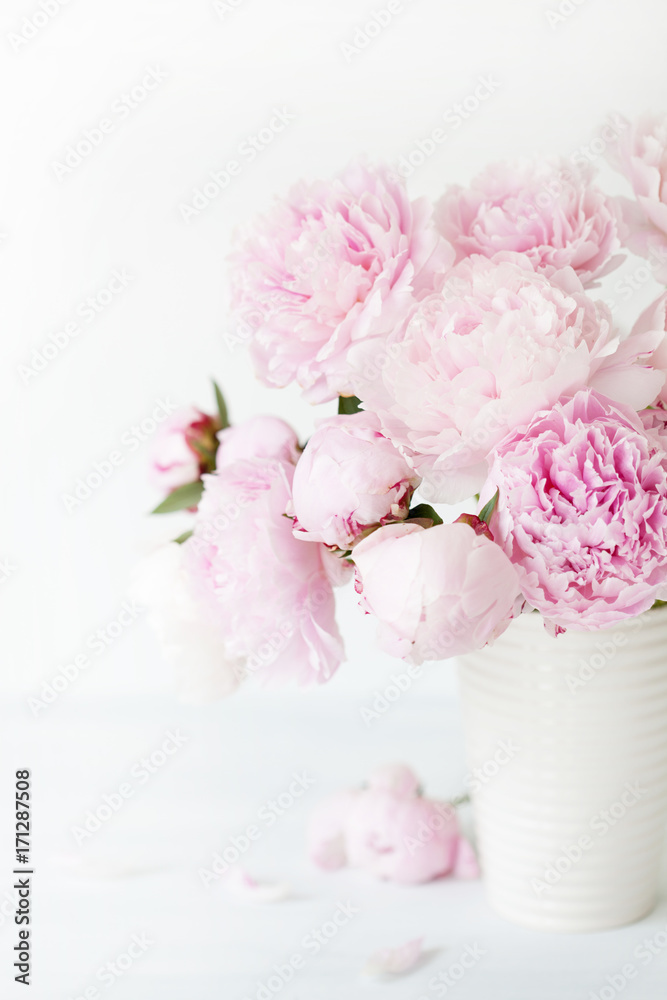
xmin=4 ymin=686 xmax=667 ymax=1000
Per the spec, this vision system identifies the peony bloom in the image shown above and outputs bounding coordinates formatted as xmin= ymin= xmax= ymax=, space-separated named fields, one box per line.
xmin=307 ymin=788 xmax=361 ymax=871
xmin=229 ymin=161 xmax=452 ymax=403
xmin=151 ymin=406 xmax=219 ymax=493
xmin=185 ymin=456 xmax=345 ymax=686
xmin=216 ymin=415 xmax=301 ymax=468
xmin=436 ymin=158 xmax=620 ymax=285
xmin=353 ymin=521 xmax=523 ymax=663
xmin=308 ymin=764 xmax=466 ymax=884
xmin=131 ymin=542 xmax=243 ymax=702
xmin=358 ymin=254 xmax=663 ymax=503
xmin=485 ymin=389 xmax=667 ymax=631
xmin=290 ymin=411 xmax=420 ymax=549
xmin=607 ymin=114 xmax=667 ymax=281
xmin=629 ymin=292 xmax=667 ymax=405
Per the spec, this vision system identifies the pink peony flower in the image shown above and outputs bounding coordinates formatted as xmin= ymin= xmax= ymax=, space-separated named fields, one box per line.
xmin=641 ymin=400 xmax=667 ymax=444
xmin=184 ymin=456 xmax=345 ymax=685
xmin=629 ymin=292 xmax=667 ymax=405
xmin=436 ymin=158 xmax=620 ymax=285
xmin=308 ymin=764 xmax=461 ymax=884
xmin=229 ymin=161 xmax=452 ymax=403
xmin=307 ymin=789 xmax=361 ymax=871
xmin=131 ymin=542 xmax=243 ymax=702
xmin=151 ymin=406 xmax=219 ymax=493
xmin=485 ymin=389 xmax=667 ymax=630
xmin=216 ymin=415 xmax=301 ymax=468
xmin=607 ymin=114 xmax=667 ymax=281
xmin=358 ymin=254 xmax=663 ymax=503
xmin=289 ymin=411 xmax=420 ymax=549
xmin=353 ymin=520 xmax=523 ymax=663
xmin=453 ymin=838 xmax=481 ymax=880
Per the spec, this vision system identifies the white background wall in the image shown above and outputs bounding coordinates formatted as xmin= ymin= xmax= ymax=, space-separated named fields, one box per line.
xmin=5 ymin=0 xmax=667 ymax=705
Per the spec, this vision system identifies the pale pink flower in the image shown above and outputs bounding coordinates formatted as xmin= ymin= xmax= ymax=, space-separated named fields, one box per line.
xmin=131 ymin=541 xmax=242 ymax=702
xmin=453 ymin=838 xmax=481 ymax=880
xmin=485 ymin=389 xmax=667 ymax=630
xmin=307 ymin=768 xmax=425 ymax=872
xmin=629 ymin=292 xmax=667 ymax=405
xmin=358 ymin=254 xmax=663 ymax=502
xmin=307 ymin=789 xmax=361 ymax=871
xmin=353 ymin=521 xmax=523 ymax=664
xmin=308 ymin=765 xmax=460 ymax=884
xmin=436 ymin=158 xmax=620 ymax=285
xmin=151 ymin=406 xmax=219 ymax=493
xmin=185 ymin=457 xmax=344 ymax=685
xmin=641 ymin=400 xmax=667 ymax=444
xmin=216 ymin=415 xmax=300 ymax=468
xmin=607 ymin=114 xmax=667 ymax=281
xmin=229 ymin=161 xmax=453 ymax=403
xmin=290 ymin=412 xmax=420 ymax=549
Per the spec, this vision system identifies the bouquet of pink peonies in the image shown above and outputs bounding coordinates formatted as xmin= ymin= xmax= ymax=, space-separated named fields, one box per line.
xmin=137 ymin=115 xmax=667 ymax=697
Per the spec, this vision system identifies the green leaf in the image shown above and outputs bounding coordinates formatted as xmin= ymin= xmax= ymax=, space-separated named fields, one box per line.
xmin=173 ymin=530 xmax=193 ymax=545
xmin=479 ymin=489 xmax=499 ymax=526
xmin=408 ymin=503 xmax=443 ymax=526
xmin=338 ymin=395 xmax=362 ymax=415
xmin=212 ymin=380 xmax=230 ymax=429
xmin=448 ymin=792 xmax=470 ymax=809
xmin=152 ymin=480 xmax=204 ymax=514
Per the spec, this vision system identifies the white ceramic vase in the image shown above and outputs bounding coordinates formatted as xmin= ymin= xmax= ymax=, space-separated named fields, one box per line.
xmin=458 ymin=606 xmax=667 ymax=932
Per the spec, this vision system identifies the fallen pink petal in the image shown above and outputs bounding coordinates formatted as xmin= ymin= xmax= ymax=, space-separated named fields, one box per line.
xmin=224 ymin=869 xmax=292 ymax=904
xmin=364 ymin=937 xmax=425 ymax=977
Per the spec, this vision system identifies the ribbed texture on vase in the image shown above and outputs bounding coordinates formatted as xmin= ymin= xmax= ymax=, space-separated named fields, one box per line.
xmin=458 ymin=606 xmax=667 ymax=933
